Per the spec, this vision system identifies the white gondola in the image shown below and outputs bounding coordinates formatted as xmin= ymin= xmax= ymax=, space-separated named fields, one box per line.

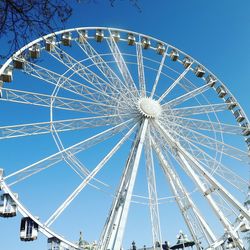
xmin=78 ymin=30 xmax=88 ymax=44
xmin=216 ymin=85 xmax=227 ymax=98
xmin=194 ymin=65 xmax=205 ymax=78
xmin=225 ymin=97 xmax=237 ymax=110
xmin=141 ymin=37 xmax=150 ymax=49
xmin=206 ymin=74 xmax=217 ymax=87
xmin=240 ymin=123 xmax=250 ymax=136
xmin=45 ymin=36 xmax=56 ymax=52
xmin=182 ymin=56 xmax=192 ymax=68
xmin=29 ymin=44 xmax=40 ymax=59
xmin=234 ymin=109 xmax=245 ymax=123
xmin=156 ymin=42 xmax=166 ymax=55
xmin=127 ymin=33 xmax=136 ymax=46
xmin=20 ymin=217 xmax=39 ymax=241
xmin=246 ymin=137 xmax=250 ymax=150
xmin=0 ymin=193 xmax=18 ymax=217
xmin=48 ymin=237 xmax=61 ymax=250
xmin=240 ymin=221 xmax=250 ymax=232
xmin=111 ymin=30 xmax=120 ymax=42
xmin=61 ymin=32 xmax=72 ymax=46
xmin=13 ymin=56 xmax=25 ymax=69
xmin=170 ymin=49 xmax=179 ymax=61
xmin=0 ymin=66 xmax=13 ymax=82
xmin=95 ymin=29 xmax=104 ymax=42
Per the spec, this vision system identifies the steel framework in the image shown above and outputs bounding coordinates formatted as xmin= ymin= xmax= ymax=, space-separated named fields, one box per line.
xmin=0 ymin=27 xmax=249 ymax=250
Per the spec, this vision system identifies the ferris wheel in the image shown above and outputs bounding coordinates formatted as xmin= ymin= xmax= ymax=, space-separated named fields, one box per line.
xmin=0 ymin=27 xmax=249 ymax=250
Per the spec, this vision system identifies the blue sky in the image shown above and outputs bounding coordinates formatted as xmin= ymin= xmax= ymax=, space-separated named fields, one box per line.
xmin=0 ymin=1 xmax=250 ymax=250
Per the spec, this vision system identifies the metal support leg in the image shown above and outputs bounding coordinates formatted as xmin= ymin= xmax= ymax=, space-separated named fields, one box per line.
xmin=152 ymin=139 xmax=217 ymax=249
xmin=145 ymin=133 xmax=163 ymax=249
xmin=155 ymin=122 xmax=247 ymax=250
xmin=99 ymin=119 xmax=148 ymax=250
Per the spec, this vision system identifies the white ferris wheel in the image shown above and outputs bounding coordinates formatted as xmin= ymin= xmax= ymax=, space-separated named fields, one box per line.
xmin=0 ymin=27 xmax=249 ymax=250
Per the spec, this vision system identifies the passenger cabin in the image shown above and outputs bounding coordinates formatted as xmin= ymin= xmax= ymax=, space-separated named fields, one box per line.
xmin=216 ymin=85 xmax=227 ymax=98
xmin=127 ymin=33 xmax=136 ymax=46
xmin=225 ymin=97 xmax=237 ymax=110
xmin=0 ymin=193 xmax=18 ymax=218
xmin=111 ymin=31 xmax=120 ymax=42
xmin=48 ymin=237 xmax=61 ymax=250
xmin=141 ymin=37 xmax=150 ymax=49
xmin=156 ymin=43 xmax=166 ymax=55
xmin=95 ymin=29 xmax=104 ymax=42
xmin=170 ymin=49 xmax=179 ymax=61
xmin=45 ymin=36 xmax=56 ymax=52
xmin=206 ymin=75 xmax=217 ymax=87
xmin=61 ymin=32 xmax=72 ymax=46
xmin=246 ymin=137 xmax=250 ymax=150
xmin=234 ymin=109 xmax=245 ymax=123
xmin=29 ymin=44 xmax=40 ymax=59
xmin=240 ymin=221 xmax=250 ymax=232
xmin=241 ymin=123 xmax=250 ymax=136
xmin=13 ymin=57 xmax=25 ymax=69
xmin=0 ymin=66 xmax=13 ymax=82
xmin=78 ymin=30 xmax=88 ymax=44
xmin=20 ymin=217 xmax=39 ymax=241
xmin=182 ymin=57 xmax=192 ymax=69
xmin=194 ymin=65 xmax=205 ymax=78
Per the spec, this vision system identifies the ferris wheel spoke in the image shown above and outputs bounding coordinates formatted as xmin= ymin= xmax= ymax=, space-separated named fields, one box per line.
xmin=0 ymin=88 xmax=116 ymax=114
xmin=47 ymin=44 xmax=111 ymax=93
xmin=167 ymin=122 xmax=249 ymax=162
xmin=150 ymin=52 xmax=167 ymax=98
xmin=152 ymin=125 xmax=248 ymax=203
xmin=162 ymin=83 xmax=212 ymax=109
xmin=136 ymin=37 xmax=146 ymax=97
xmin=155 ymin=123 xmax=248 ymax=249
xmin=162 ymin=115 xmax=242 ymax=135
xmin=152 ymin=138 xmax=217 ymax=247
xmin=144 ymin=130 xmax=162 ymax=247
xmin=22 ymin=61 xmax=106 ymax=103
xmin=47 ymin=43 xmax=130 ymax=103
xmin=176 ymin=155 xmax=246 ymax=250
xmin=166 ymin=103 xmax=229 ymax=117
xmin=158 ymin=63 xmax=192 ymax=102
xmin=168 ymin=129 xmax=248 ymax=193
xmin=51 ymin=125 xmax=109 ymax=189
xmin=107 ymin=29 xmax=139 ymax=95
xmin=45 ymin=123 xmax=137 ymax=227
xmin=155 ymin=121 xmax=250 ymax=222
xmin=4 ymin=119 xmax=135 ymax=185
xmin=75 ymin=34 xmax=134 ymax=98
xmin=0 ymin=115 xmax=122 ymax=140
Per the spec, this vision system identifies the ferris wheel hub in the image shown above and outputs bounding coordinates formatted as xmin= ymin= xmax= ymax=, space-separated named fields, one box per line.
xmin=137 ymin=97 xmax=162 ymax=118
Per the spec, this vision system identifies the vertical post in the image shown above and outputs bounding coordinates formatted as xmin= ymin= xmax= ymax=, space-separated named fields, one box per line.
xmin=145 ymin=133 xmax=163 ymax=249
xmin=99 ymin=119 xmax=148 ymax=250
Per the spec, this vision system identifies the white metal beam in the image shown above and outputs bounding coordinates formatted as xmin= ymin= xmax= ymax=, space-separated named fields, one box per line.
xmin=5 ymin=119 xmax=134 ymax=184
xmin=45 ymin=123 xmax=137 ymax=227
xmin=155 ymin=121 xmax=248 ymax=249
xmin=145 ymin=132 xmax=163 ymax=249
xmin=158 ymin=63 xmax=192 ymax=102
xmin=152 ymin=138 xmax=217 ymax=248
xmin=99 ymin=119 xmax=148 ymax=250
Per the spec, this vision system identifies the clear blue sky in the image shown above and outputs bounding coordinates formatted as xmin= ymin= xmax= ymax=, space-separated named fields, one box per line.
xmin=0 ymin=1 xmax=250 ymax=250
